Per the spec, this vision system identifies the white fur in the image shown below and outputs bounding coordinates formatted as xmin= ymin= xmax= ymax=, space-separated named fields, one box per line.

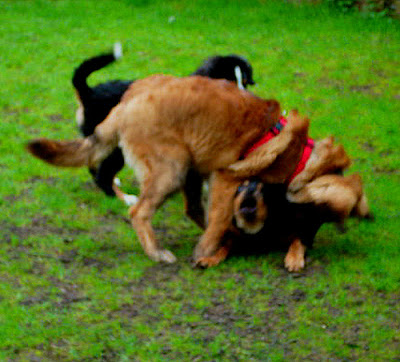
xmin=122 ymin=193 xmax=139 ymax=206
xmin=75 ymin=104 xmax=84 ymax=128
xmin=113 ymin=42 xmax=123 ymax=60
xmin=234 ymin=66 xmax=244 ymax=90
xmin=235 ymin=217 xmax=264 ymax=234
xmin=114 ymin=177 xmax=121 ymax=187
xmin=119 ymin=140 xmax=147 ymax=185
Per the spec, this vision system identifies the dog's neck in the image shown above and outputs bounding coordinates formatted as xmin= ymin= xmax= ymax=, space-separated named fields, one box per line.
xmin=242 ymin=116 xmax=315 ymax=185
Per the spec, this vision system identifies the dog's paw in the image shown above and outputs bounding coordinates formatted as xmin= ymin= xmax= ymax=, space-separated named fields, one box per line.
xmin=154 ymin=249 xmax=177 ymax=263
xmin=122 ymin=193 xmax=138 ymax=206
xmin=193 ymin=255 xmax=221 ymax=268
xmin=284 ymin=253 xmax=305 ymax=272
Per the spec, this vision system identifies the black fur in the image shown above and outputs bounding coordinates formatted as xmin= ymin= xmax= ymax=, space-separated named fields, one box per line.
xmin=73 ymin=53 xmax=132 ymax=138
xmin=73 ymin=49 xmax=256 ymax=196
xmin=232 ymin=183 xmax=331 ymax=254
xmin=192 ymin=55 xmax=255 ymax=87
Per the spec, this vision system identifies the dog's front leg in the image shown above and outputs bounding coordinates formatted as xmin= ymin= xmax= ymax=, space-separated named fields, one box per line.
xmin=193 ymin=171 xmax=240 ymax=266
xmin=284 ymin=238 xmax=306 ymax=272
xmin=196 ymin=239 xmax=233 ymax=268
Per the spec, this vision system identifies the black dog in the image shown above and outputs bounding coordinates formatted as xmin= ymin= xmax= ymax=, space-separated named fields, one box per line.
xmin=231 ymin=178 xmax=371 ymax=271
xmin=233 ymin=181 xmax=325 ymax=253
xmin=72 ymin=44 xmax=255 ymax=200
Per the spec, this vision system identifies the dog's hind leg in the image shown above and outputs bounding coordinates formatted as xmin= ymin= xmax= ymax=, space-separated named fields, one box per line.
xmin=126 ymin=148 xmax=190 ymax=263
xmin=193 ymin=171 xmax=240 ymax=266
xmin=92 ymin=148 xmax=125 ymax=196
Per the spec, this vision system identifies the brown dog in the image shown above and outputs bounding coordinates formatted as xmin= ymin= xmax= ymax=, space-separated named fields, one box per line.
xmin=198 ymin=135 xmax=371 ymax=271
xmin=27 ymin=75 xmax=312 ymax=264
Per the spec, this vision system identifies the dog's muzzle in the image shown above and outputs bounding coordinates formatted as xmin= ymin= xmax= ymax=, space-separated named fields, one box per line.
xmin=237 ymin=180 xmax=261 ymax=222
xmin=239 ymin=196 xmax=258 ymax=222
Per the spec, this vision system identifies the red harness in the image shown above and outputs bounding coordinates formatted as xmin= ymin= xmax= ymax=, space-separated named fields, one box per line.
xmin=242 ymin=116 xmax=314 ymax=184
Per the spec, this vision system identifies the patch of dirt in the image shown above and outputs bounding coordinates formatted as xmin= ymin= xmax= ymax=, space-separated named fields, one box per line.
xmin=2 ymin=105 xmax=31 ymax=116
xmin=1 ymin=216 xmax=84 ymax=244
xmin=318 ymin=77 xmax=345 ymax=91
xmin=47 ymin=114 xmax=67 ymax=123
xmin=361 ymin=141 xmax=375 ymax=152
xmin=202 ymin=301 xmax=240 ymax=325
xmin=373 ymin=165 xmax=399 ymax=175
xmin=48 ymin=276 xmax=90 ymax=308
xmin=3 ymin=176 xmax=59 ymax=203
xmin=350 ymin=84 xmax=378 ymax=96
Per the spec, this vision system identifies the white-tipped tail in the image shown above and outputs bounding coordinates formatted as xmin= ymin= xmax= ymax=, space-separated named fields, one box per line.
xmin=113 ymin=42 xmax=123 ymax=60
xmin=234 ymin=66 xmax=244 ymax=90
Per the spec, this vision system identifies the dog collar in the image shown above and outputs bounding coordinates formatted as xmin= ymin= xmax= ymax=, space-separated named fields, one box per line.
xmin=242 ymin=116 xmax=314 ymax=185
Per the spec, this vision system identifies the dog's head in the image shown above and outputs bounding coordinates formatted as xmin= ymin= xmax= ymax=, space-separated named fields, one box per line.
xmin=194 ymin=55 xmax=255 ymax=89
xmin=233 ymin=179 xmax=267 ymax=234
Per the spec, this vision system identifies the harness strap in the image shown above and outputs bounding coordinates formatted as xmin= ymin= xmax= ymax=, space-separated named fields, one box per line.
xmin=287 ymin=138 xmax=315 ymax=184
xmin=242 ymin=117 xmax=287 ymax=159
xmin=241 ymin=116 xmax=314 ymax=185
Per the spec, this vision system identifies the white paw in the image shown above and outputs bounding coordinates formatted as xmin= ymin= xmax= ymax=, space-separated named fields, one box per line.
xmin=155 ymin=249 xmax=177 ymax=263
xmin=123 ymin=193 xmax=138 ymax=206
xmin=114 ymin=177 xmax=121 ymax=187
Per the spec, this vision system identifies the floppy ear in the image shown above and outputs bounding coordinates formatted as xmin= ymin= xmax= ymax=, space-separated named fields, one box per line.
xmin=227 ymin=110 xmax=309 ymax=178
xmin=288 ymin=137 xmax=352 ymax=193
xmin=287 ymin=173 xmax=371 ymax=221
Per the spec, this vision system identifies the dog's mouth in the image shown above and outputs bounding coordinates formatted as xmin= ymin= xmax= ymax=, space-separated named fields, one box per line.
xmin=239 ymin=197 xmax=258 ymax=221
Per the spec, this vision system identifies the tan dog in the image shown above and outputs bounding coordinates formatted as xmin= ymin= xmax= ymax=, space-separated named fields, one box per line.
xmin=27 ymin=75 xmax=312 ymax=264
xmin=198 ymin=135 xmax=371 ymax=271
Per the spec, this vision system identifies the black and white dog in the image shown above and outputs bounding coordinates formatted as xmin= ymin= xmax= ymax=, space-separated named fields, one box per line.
xmin=73 ymin=43 xmax=255 ymax=204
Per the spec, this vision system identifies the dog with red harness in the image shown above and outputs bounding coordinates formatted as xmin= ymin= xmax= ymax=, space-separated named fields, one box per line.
xmin=198 ymin=115 xmax=372 ymax=271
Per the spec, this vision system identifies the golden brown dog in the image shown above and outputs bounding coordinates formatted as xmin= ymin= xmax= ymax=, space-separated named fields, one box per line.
xmin=27 ymin=75 xmax=311 ymax=264
xmin=198 ymin=136 xmax=371 ymax=271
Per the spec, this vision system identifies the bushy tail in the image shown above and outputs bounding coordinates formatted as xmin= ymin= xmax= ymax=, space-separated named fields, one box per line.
xmin=72 ymin=43 xmax=123 ymax=101
xmin=26 ymin=137 xmax=97 ymax=167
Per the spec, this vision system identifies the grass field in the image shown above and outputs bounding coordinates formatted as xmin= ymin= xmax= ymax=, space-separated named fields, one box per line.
xmin=1 ymin=0 xmax=400 ymax=360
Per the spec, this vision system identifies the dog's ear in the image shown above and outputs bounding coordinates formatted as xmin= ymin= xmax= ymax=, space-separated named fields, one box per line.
xmin=287 ymin=173 xmax=371 ymax=221
xmin=227 ymin=110 xmax=309 ymax=179
xmin=331 ymin=144 xmax=352 ymax=170
xmin=343 ymin=174 xmax=372 ymax=219
xmin=289 ymin=137 xmax=352 ymax=193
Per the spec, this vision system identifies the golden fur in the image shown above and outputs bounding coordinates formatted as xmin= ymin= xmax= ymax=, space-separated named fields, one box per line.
xmin=197 ymin=135 xmax=371 ymax=270
xmin=27 ymin=75 xmax=299 ymax=264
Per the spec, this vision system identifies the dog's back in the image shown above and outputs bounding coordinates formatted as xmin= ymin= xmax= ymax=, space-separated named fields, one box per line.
xmin=118 ymin=75 xmax=280 ymax=173
xmin=29 ymin=75 xmax=280 ymax=173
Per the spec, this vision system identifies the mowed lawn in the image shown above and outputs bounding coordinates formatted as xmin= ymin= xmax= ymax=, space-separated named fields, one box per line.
xmin=1 ymin=0 xmax=399 ymax=360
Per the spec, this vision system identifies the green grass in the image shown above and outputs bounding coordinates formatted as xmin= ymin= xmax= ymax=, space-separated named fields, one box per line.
xmin=1 ymin=0 xmax=399 ymax=360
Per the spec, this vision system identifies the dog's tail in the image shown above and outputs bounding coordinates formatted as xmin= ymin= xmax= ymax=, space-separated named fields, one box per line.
xmin=72 ymin=43 xmax=123 ymax=101
xmin=27 ymin=137 xmax=96 ymax=167
xmin=26 ymin=119 xmax=119 ymax=169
